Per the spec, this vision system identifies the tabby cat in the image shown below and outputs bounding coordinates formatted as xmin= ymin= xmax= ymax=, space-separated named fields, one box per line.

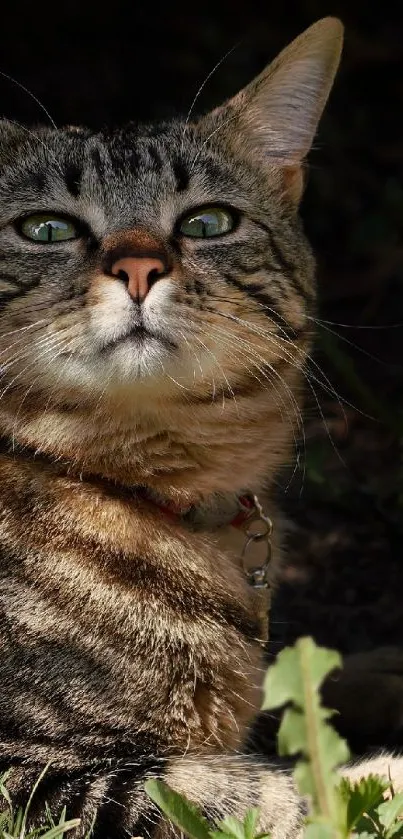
xmin=1 ymin=17 xmax=401 ymax=839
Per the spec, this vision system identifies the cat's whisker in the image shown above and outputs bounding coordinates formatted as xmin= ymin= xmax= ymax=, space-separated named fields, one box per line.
xmin=0 ymin=332 xmax=72 ymax=404
xmin=189 ymin=111 xmax=240 ymax=174
xmin=212 ymin=307 xmax=346 ymax=472
xmin=308 ymin=314 xmax=399 ymax=370
xmin=0 ymin=332 xmax=69 ymax=380
xmin=205 ymin=321 xmax=301 ymax=430
xmin=0 ymin=318 xmax=77 ymax=363
xmin=192 ymin=332 xmax=239 ymax=415
xmin=177 ymin=328 xmax=206 ymax=390
xmin=220 ymin=296 xmax=351 ymax=425
xmin=208 ymin=306 xmax=344 ymax=446
xmin=11 ymin=346 xmax=72 ymax=448
xmin=0 ymin=318 xmax=47 ymax=341
xmin=203 ymin=320 xmax=304 ymax=486
xmin=201 ymin=314 xmax=305 ymax=442
xmin=312 ymin=315 xmax=403 ymax=330
xmin=0 ymin=70 xmax=57 ymax=127
xmin=180 ymin=42 xmax=239 ymax=153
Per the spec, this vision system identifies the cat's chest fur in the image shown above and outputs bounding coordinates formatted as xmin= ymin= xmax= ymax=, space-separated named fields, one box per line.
xmin=0 ymin=443 xmax=265 ymax=754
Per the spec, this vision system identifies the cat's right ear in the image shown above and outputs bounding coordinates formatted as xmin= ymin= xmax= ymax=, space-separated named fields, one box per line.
xmin=196 ymin=17 xmax=343 ymax=203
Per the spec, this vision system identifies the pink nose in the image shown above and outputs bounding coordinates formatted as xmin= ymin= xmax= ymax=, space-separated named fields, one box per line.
xmin=110 ymin=256 xmax=166 ymax=302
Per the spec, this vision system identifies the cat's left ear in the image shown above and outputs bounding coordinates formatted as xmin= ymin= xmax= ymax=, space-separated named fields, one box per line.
xmin=197 ymin=17 xmax=343 ymax=203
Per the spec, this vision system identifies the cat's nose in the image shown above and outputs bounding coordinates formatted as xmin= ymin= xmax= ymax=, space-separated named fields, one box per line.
xmin=110 ymin=256 xmax=167 ymax=302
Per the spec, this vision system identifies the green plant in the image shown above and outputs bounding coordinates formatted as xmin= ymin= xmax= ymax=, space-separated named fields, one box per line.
xmin=0 ymin=764 xmax=82 ymax=839
xmin=263 ymin=637 xmax=403 ymax=839
xmin=146 ymin=637 xmax=403 ymax=839
xmin=144 ymin=780 xmax=271 ymax=839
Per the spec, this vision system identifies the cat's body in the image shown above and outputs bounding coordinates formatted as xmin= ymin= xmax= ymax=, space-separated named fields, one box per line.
xmin=1 ymin=17 xmax=400 ymax=838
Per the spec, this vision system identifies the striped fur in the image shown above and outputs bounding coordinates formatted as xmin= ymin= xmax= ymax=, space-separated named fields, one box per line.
xmin=0 ymin=18 xmax=350 ymax=838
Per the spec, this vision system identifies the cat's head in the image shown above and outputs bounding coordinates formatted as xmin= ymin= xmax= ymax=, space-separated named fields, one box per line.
xmin=0 ymin=19 xmax=342 ymax=425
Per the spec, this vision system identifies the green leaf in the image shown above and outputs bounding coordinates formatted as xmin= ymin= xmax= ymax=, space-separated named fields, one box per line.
xmin=216 ymin=815 xmax=247 ymax=839
xmin=338 ymin=776 xmax=388 ymax=832
xmin=303 ymin=821 xmax=336 ymax=839
xmin=32 ymin=818 xmax=81 ymax=838
xmin=377 ymin=793 xmax=403 ymax=832
xmin=0 ymin=771 xmax=12 ymax=810
xmin=262 ymin=638 xmax=349 ymax=829
xmin=20 ymin=763 xmax=51 ymax=838
xmin=243 ymin=808 xmax=260 ymax=839
xmin=13 ymin=805 xmax=24 ymax=837
xmin=262 ymin=637 xmax=341 ymax=712
xmin=144 ymin=780 xmax=211 ymax=839
xmin=210 ymin=831 xmax=233 ymax=839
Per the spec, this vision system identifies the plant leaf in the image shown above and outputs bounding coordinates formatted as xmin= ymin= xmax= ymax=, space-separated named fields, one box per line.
xmin=216 ymin=815 xmax=246 ymax=839
xmin=243 ymin=808 xmax=260 ymax=839
xmin=145 ymin=780 xmax=211 ymax=839
xmin=211 ymin=832 xmax=238 ymax=839
xmin=338 ymin=775 xmax=388 ymax=832
xmin=262 ymin=638 xmax=341 ymax=712
xmin=303 ymin=821 xmax=336 ymax=839
xmin=20 ymin=763 xmax=51 ymax=838
xmin=33 ymin=818 xmax=81 ymax=838
xmin=377 ymin=794 xmax=403 ymax=832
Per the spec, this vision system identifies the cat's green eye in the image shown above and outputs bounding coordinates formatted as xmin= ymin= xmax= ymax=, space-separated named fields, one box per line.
xmin=179 ymin=207 xmax=235 ymax=239
xmin=19 ymin=214 xmax=79 ymax=243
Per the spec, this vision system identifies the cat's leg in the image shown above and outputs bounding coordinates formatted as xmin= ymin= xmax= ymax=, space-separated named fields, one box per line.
xmin=341 ymin=752 xmax=403 ymax=787
xmin=164 ymin=752 xmax=403 ymax=839
xmin=164 ymin=754 xmax=304 ymax=839
xmin=7 ymin=751 xmax=403 ymax=839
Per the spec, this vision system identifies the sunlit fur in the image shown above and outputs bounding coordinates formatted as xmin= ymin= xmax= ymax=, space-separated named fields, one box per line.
xmin=1 ymin=17 xmax=394 ymax=839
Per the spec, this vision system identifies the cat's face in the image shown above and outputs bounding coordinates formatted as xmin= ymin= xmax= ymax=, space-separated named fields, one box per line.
xmin=0 ymin=18 xmax=343 ymax=416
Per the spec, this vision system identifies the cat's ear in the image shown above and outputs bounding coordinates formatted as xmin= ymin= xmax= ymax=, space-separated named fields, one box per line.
xmin=198 ymin=17 xmax=343 ymax=202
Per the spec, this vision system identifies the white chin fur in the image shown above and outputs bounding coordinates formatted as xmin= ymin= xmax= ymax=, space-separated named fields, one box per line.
xmin=25 ymin=278 xmax=221 ymax=398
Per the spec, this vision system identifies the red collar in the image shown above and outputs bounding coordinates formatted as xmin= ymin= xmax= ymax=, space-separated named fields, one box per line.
xmin=147 ymin=492 xmax=257 ymax=531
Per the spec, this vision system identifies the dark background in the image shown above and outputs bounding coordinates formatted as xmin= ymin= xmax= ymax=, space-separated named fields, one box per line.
xmin=2 ymin=0 xmax=403 ymax=719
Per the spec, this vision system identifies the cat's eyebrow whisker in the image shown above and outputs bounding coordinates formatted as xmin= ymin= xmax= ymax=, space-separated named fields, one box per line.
xmin=190 ymin=111 xmax=241 ymax=174
xmin=181 ymin=42 xmax=240 ymax=152
xmin=0 ymin=70 xmax=57 ymax=128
